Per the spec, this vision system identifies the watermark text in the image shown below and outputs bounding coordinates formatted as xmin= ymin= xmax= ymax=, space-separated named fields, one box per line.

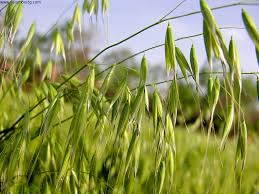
xmin=0 ymin=0 xmax=41 ymax=5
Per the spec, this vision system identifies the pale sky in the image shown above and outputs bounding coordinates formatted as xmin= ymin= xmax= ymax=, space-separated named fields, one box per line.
xmin=7 ymin=0 xmax=259 ymax=72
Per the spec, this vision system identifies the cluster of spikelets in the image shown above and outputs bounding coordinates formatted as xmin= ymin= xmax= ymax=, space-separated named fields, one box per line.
xmin=0 ymin=0 xmax=259 ymax=193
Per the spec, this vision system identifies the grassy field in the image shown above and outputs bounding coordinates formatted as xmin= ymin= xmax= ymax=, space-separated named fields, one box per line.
xmin=173 ymin=130 xmax=259 ymax=194
xmin=1 ymin=92 xmax=259 ymax=193
xmin=1 ymin=0 xmax=259 ymax=192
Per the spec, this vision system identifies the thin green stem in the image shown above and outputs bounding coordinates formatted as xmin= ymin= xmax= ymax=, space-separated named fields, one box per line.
xmin=160 ymin=0 xmax=188 ymax=21
xmin=131 ymin=71 xmax=259 ymax=90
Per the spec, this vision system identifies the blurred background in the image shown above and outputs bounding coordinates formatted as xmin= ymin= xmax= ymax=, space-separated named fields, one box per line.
xmin=17 ymin=0 xmax=259 ymax=70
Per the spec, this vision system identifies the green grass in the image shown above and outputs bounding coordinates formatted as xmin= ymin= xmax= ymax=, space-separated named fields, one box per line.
xmin=1 ymin=91 xmax=259 ymax=193
xmin=174 ymin=129 xmax=259 ymax=194
xmin=1 ymin=0 xmax=259 ymax=193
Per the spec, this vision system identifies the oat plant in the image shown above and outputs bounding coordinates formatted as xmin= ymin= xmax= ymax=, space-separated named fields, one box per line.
xmin=0 ymin=0 xmax=259 ymax=193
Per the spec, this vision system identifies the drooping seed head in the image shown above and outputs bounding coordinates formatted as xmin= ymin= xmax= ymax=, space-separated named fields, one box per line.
xmin=165 ymin=23 xmax=176 ymax=75
xmin=242 ymin=9 xmax=259 ymax=49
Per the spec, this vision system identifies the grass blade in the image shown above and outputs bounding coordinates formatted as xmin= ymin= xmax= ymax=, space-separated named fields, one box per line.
xmin=139 ymin=55 xmax=148 ymax=86
xmin=190 ymin=44 xmax=199 ymax=90
xmin=220 ymin=101 xmax=234 ymax=151
xmin=203 ymin=20 xmax=212 ymax=69
xmin=72 ymin=4 xmax=81 ymax=33
xmin=236 ymin=120 xmax=247 ymax=168
xmin=175 ymin=47 xmax=191 ymax=82
xmin=242 ymin=9 xmax=259 ymax=49
xmin=157 ymin=161 xmax=165 ymax=194
xmin=165 ymin=23 xmax=176 ymax=75
xmin=200 ymin=0 xmax=217 ymax=32
xmin=125 ymin=128 xmax=139 ymax=174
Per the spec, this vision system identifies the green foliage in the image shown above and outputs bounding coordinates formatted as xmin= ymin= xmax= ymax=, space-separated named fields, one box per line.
xmin=203 ymin=20 xmax=212 ymax=69
xmin=190 ymin=44 xmax=199 ymax=89
xmin=51 ymin=29 xmax=66 ymax=61
xmin=175 ymin=47 xmax=191 ymax=82
xmin=3 ymin=1 xmax=23 ymax=43
xmin=165 ymin=23 xmax=176 ymax=75
xmin=1 ymin=0 xmax=259 ymax=193
xmin=242 ymin=9 xmax=259 ymax=50
xmin=19 ymin=23 xmax=36 ymax=56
